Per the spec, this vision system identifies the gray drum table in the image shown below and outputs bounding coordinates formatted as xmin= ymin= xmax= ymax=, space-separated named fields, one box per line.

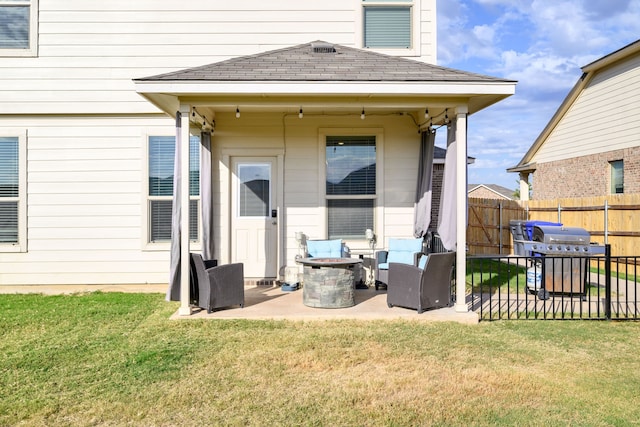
xmin=297 ymin=258 xmax=362 ymax=308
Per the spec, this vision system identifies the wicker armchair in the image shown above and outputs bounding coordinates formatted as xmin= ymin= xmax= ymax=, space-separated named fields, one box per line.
xmin=374 ymin=238 xmax=424 ymax=290
xmin=190 ymin=253 xmax=244 ymax=313
xmin=387 ymin=251 xmax=455 ymax=313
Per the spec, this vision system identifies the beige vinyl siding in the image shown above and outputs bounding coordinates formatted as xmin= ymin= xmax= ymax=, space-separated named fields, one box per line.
xmin=534 ymin=54 xmax=640 ymax=164
xmin=1 ymin=1 xmax=436 ymax=114
xmin=0 ymin=115 xmax=175 ymax=285
xmin=209 ymin=112 xmax=419 ymax=266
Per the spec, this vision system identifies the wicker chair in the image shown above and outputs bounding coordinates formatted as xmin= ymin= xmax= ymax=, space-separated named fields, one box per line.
xmin=387 ymin=251 xmax=455 ymax=313
xmin=190 ymin=253 xmax=244 ymax=313
xmin=374 ymin=238 xmax=424 ymax=290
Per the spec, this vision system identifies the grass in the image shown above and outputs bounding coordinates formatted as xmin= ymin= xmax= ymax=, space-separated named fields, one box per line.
xmin=2 ymin=292 xmax=640 ymax=426
xmin=466 ymin=259 xmax=529 ymax=294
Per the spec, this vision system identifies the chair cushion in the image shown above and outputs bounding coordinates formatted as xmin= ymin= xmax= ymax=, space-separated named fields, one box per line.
xmin=418 ymin=255 xmax=428 ymax=269
xmin=307 ymin=239 xmax=343 ymax=258
xmin=386 ymin=238 xmax=423 ymax=265
xmin=388 ymin=238 xmax=423 ymax=252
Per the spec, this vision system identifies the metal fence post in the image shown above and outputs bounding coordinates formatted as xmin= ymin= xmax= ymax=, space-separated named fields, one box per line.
xmin=605 ymin=244 xmax=612 ymax=320
xmin=557 ymin=202 xmax=562 ymax=224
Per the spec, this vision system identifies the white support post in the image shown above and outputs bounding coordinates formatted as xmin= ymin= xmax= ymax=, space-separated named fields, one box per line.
xmin=455 ymin=106 xmax=468 ymax=313
xmin=519 ymin=172 xmax=530 ymax=201
xmin=178 ymin=104 xmax=192 ymax=316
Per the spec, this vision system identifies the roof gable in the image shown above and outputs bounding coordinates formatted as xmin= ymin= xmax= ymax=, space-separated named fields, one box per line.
xmin=136 ymin=41 xmax=514 ymax=84
xmin=508 ymin=39 xmax=640 ymax=173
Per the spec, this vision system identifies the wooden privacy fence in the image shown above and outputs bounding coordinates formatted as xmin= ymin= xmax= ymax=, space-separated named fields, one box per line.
xmin=467 ymin=194 xmax=640 ymax=257
xmin=467 ymin=198 xmax=524 ymax=255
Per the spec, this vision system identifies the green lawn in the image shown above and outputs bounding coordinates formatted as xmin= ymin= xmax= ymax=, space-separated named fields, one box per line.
xmin=2 ymin=292 xmax=640 ymax=426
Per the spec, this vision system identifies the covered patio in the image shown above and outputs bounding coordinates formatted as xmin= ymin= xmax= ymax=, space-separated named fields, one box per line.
xmin=134 ymin=41 xmax=516 ymax=317
xmin=171 ymin=285 xmax=480 ymax=323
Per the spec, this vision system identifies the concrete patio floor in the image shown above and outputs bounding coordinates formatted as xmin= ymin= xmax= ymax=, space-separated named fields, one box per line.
xmin=172 ymin=285 xmax=479 ymax=324
xmin=0 ymin=283 xmax=478 ymax=324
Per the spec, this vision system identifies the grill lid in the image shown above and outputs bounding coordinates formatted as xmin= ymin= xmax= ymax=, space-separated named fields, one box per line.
xmin=533 ymin=225 xmax=590 ymax=245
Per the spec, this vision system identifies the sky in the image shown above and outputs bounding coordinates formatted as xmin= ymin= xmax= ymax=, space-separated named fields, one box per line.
xmin=436 ymin=0 xmax=640 ymax=192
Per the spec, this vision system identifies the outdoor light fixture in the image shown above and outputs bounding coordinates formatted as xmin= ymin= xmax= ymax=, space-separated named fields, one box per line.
xmin=299 ymin=107 xmax=303 ymax=119
xmin=425 ymin=108 xmax=429 ymax=119
xmin=361 ymin=108 xmax=365 ymax=120
xmin=444 ymin=109 xmax=449 ymax=124
xmin=235 ymin=107 xmax=240 ymax=118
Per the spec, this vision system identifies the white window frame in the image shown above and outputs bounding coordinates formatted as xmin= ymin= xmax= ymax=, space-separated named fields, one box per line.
xmin=356 ymin=0 xmax=421 ymax=57
xmin=0 ymin=0 xmax=39 ymax=57
xmin=610 ymin=159 xmax=624 ymax=194
xmin=0 ymin=130 xmax=27 ymax=252
xmin=142 ymin=132 xmax=201 ymax=251
xmin=318 ymin=128 xmax=385 ymax=248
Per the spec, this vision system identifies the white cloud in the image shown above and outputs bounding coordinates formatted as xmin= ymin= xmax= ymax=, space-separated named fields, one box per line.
xmin=435 ymin=0 xmax=640 ymax=187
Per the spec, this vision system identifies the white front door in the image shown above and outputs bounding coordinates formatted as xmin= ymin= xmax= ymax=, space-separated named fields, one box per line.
xmin=231 ymin=158 xmax=278 ymax=278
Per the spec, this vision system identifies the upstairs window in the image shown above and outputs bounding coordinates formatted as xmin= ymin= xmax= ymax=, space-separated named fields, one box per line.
xmin=610 ymin=160 xmax=624 ymax=194
xmin=0 ymin=0 xmax=38 ymax=57
xmin=363 ymin=0 xmax=413 ymax=49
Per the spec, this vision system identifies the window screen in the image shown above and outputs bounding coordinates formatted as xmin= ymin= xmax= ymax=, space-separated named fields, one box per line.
xmin=0 ymin=0 xmax=31 ymax=49
xmin=610 ymin=160 xmax=624 ymax=194
xmin=148 ymin=135 xmax=200 ymax=242
xmin=0 ymin=137 xmax=18 ymax=243
xmin=326 ymin=136 xmax=376 ymax=239
xmin=364 ymin=6 xmax=411 ymax=48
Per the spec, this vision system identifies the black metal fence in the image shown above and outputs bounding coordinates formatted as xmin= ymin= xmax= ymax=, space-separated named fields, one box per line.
xmin=466 ymin=245 xmax=639 ymax=321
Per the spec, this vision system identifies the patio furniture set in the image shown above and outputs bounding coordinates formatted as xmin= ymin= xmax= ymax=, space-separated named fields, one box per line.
xmin=188 ymin=237 xmax=455 ymax=315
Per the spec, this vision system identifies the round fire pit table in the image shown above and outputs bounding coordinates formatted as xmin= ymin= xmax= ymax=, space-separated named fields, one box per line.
xmin=297 ymin=258 xmax=362 ymax=308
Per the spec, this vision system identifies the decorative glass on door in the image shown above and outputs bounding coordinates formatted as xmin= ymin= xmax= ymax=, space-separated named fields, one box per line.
xmin=237 ymin=163 xmax=271 ymax=217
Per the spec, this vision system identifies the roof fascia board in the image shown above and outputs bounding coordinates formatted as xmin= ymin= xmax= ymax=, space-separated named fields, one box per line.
xmin=582 ymin=40 xmax=640 ymax=73
xmin=134 ymin=81 xmax=516 ymax=97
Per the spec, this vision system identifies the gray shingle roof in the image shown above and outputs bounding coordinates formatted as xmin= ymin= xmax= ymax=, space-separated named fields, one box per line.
xmin=468 ymin=184 xmax=514 ymax=199
xmin=136 ymin=41 xmax=514 ymax=83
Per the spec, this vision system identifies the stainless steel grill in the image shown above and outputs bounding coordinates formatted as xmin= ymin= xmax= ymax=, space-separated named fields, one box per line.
xmin=525 ymin=225 xmax=605 ymax=255
xmin=517 ymin=225 xmax=605 ymax=300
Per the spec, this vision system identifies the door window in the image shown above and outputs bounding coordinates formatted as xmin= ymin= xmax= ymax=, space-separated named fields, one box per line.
xmin=237 ymin=163 xmax=271 ymax=217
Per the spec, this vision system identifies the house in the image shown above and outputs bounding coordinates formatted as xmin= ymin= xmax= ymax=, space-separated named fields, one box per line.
xmin=0 ymin=1 xmax=516 ymax=315
xmin=467 ymin=184 xmax=514 ymax=200
xmin=508 ymin=39 xmax=640 ymax=200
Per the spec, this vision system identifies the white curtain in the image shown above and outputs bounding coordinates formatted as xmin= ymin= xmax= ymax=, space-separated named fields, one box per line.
xmin=413 ymin=129 xmax=436 ymax=238
xmin=167 ymin=112 xmax=182 ymax=301
xmin=200 ymin=131 xmax=214 ymax=260
xmin=438 ymin=121 xmax=457 ymax=251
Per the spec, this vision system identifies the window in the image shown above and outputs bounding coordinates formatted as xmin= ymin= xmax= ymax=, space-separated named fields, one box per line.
xmin=326 ymin=136 xmax=376 ymax=239
xmin=237 ymin=163 xmax=271 ymax=217
xmin=610 ymin=160 xmax=623 ymax=194
xmin=362 ymin=0 xmax=413 ymax=49
xmin=0 ymin=133 xmax=26 ymax=251
xmin=148 ymin=135 xmax=200 ymax=243
xmin=0 ymin=0 xmax=38 ymax=57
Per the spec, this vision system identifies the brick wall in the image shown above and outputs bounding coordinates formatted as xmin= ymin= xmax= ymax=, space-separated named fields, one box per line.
xmin=533 ymin=147 xmax=640 ymax=199
xmin=430 ymin=164 xmax=444 ymax=229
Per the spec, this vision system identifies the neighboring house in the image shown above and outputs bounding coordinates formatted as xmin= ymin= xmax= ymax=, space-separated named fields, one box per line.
xmin=508 ymin=39 xmax=640 ymax=200
xmin=467 ymin=184 xmax=514 ymax=200
xmin=0 ymin=1 xmax=515 ymax=315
